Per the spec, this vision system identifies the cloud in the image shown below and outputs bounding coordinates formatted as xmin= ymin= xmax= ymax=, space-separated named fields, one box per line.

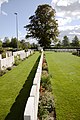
xmin=69 ymin=31 xmax=80 ymax=35
xmin=51 ymin=0 xmax=80 ymax=24
xmin=0 ymin=0 xmax=8 ymax=6
xmin=0 ymin=0 xmax=8 ymax=15
xmin=51 ymin=0 xmax=80 ymax=39
xmin=59 ymin=25 xmax=80 ymax=40
xmin=1 ymin=10 xmax=7 ymax=15
xmin=59 ymin=25 xmax=80 ymax=31
xmin=57 ymin=17 xmax=72 ymax=26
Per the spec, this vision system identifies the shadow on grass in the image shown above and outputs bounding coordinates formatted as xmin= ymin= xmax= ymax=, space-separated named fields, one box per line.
xmin=5 ymin=55 xmax=41 ymax=120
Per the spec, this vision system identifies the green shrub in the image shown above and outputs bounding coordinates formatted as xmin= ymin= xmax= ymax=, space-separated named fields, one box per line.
xmin=2 ymin=52 xmax=6 ymax=58
xmin=0 ymin=47 xmax=4 ymax=54
xmin=72 ymin=52 xmax=77 ymax=55
xmin=14 ymin=59 xmax=21 ymax=66
xmin=7 ymin=67 xmax=12 ymax=71
xmin=42 ymin=70 xmax=49 ymax=76
xmin=0 ymin=70 xmax=6 ymax=76
xmin=41 ymin=71 xmax=52 ymax=91
xmin=42 ymin=63 xmax=48 ymax=71
xmin=14 ymin=55 xmax=21 ymax=66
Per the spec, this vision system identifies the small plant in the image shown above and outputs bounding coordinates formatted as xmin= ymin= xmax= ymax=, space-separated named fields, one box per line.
xmin=0 ymin=70 xmax=6 ymax=76
xmin=2 ymin=52 xmax=6 ymax=59
xmin=14 ymin=59 xmax=20 ymax=66
xmin=42 ymin=62 xmax=48 ymax=71
xmin=38 ymin=92 xmax=54 ymax=120
xmin=7 ymin=67 xmax=12 ymax=71
xmin=14 ymin=55 xmax=21 ymax=66
xmin=72 ymin=52 xmax=77 ymax=55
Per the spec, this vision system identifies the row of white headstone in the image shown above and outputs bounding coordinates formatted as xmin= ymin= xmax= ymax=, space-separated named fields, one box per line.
xmin=24 ymin=52 xmax=43 ymax=120
xmin=0 ymin=50 xmax=34 ymax=70
xmin=45 ymin=49 xmax=77 ymax=52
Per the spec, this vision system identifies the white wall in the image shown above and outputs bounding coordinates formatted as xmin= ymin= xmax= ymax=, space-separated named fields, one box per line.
xmin=24 ymin=52 xmax=43 ymax=120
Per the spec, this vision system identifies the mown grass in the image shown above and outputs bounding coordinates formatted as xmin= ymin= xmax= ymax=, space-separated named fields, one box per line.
xmin=0 ymin=52 xmax=40 ymax=120
xmin=45 ymin=52 xmax=80 ymax=120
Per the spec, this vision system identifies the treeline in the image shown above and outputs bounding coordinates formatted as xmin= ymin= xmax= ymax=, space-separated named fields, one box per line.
xmin=0 ymin=37 xmax=38 ymax=52
xmin=56 ymin=35 xmax=80 ymax=48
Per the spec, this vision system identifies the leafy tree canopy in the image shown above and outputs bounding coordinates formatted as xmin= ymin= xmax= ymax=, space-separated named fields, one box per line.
xmin=2 ymin=37 xmax=10 ymax=47
xmin=62 ymin=36 xmax=70 ymax=46
xmin=0 ymin=40 xmax=2 ymax=48
xmin=72 ymin=35 xmax=80 ymax=46
xmin=10 ymin=37 xmax=17 ymax=48
xmin=25 ymin=4 xmax=59 ymax=48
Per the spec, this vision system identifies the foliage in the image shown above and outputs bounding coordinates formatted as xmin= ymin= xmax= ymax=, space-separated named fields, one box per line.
xmin=31 ymin=43 xmax=38 ymax=49
xmin=0 ymin=47 xmax=4 ymax=54
xmin=0 ymin=70 xmax=6 ymax=76
xmin=56 ymin=40 xmax=62 ymax=46
xmin=20 ymin=40 xmax=30 ymax=49
xmin=25 ymin=4 xmax=59 ymax=48
xmin=41 ymin=70 xmax=51 ymax=91
xmin=42 ymin=62 xmax=48 ymax=71
xmin=72 ymin=51 xmax=78 ymax=56
xmin=38 ymin=92 xmax=54 ymax=120
xmin=71 ymin=35 xmax=80 ymax=46
xmin=62 ymin=36 xmax=70 ymax=46
xmin=14 ymin=55 xmax=21 ymax=66
xmin=2 ymin=52 xmax=6 ymax=58
xmin=10 ymin=37 xmax=17 ymax=48
xmin=2 ymin=37 xmax=10 ymax=47
xmin=0 ymin=40 xmax=2 ymax=47
xmin=38 ymin=54 xmax=55 ymax=120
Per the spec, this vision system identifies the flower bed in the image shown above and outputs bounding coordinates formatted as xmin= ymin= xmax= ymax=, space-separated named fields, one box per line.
xmin=38 ymin=54 xmax=56 ymax=120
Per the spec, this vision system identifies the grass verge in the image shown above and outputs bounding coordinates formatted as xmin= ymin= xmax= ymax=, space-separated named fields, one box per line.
xmin=45 ymin=52 xmax=80 ymax=120
xmin=0 ymin=52 xmax=40 ymax=120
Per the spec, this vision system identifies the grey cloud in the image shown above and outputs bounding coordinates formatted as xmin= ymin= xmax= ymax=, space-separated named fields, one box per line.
xmin=56 ymin=1 xmax=80 ymax=12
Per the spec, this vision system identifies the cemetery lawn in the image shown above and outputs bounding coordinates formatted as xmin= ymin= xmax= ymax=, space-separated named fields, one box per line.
xmin=45 ymin=52 xmax=80 ymax=120
xmin=0 ymin=52 xmax=40 ymax=120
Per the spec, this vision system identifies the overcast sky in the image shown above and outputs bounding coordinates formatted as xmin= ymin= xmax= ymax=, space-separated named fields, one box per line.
xmin=0 ymin=0 xmax=80 ymax=42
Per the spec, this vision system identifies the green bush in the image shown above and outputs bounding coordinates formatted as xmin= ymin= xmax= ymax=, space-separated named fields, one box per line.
xmin=42 ymin=63 xmax=48 ymax=71
xmin=0 ymin=70 xmax=6 ymax=76
xmin=2 ymin=52 xmax=6 ymax=58
xmin=14 ymin=55 xmax=21 ymax=66
xmin=41 ymin=71 xmax=52 ymax=91
xmin=7 ymin=67 xmax=12 ymax=71
xmin=0 ymin=47 xmax=4 ymax=54
xmin=14 ymin=59 xmax=21 ymax=66
xmin=72 ymin=52 xmax=77 ymax=55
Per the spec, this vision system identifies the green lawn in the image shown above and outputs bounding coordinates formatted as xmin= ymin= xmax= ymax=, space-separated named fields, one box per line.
xmin=45 ymin=52 xmax=80 ymax=120
xmin=0 ymin=52 xmax=40 ymax=120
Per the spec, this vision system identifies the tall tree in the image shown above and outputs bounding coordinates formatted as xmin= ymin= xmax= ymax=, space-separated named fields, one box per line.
xmin=71 ymin=35 xmax=79 ymax=46
xmin=56 ymin=40 xmax=62 ymax=46
xmin=62 ymin=36 xmax=70 ymax=46
xmin=25 ymin=4 xmax=59 ymax=48
xmin=3 ymin=37 xmax=10 ymax=47
xmin=10 ymin=37 xmax=17 ymax=48
xmin=20 ymin=40 xmax=30 ymax=49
